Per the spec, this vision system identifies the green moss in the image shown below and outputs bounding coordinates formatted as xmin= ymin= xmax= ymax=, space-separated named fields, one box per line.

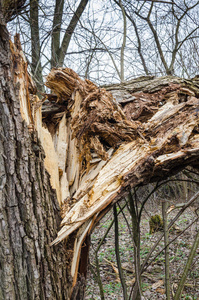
xmin=149 ymin=214 xmax=163 ymax=234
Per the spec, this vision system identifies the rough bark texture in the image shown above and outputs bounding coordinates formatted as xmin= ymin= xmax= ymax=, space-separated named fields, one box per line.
xmin=30 ymin=0 xmax=44 ymax=93
xmin=1 ymin=10 xmax=199 ymax=299
xmin=0 ymin=16 xmax=71 ymax=300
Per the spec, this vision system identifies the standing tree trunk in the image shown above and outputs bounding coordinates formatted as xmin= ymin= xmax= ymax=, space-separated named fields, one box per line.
xmin=30 ymin=0 xmax=44 ymax=94
xmin=1 ymin=3 xmax=199 ymax=299
xmin=57 ymin=0 xmax=89 ymax=67
xmin=0 ymin=12 xmax=72 ymax=300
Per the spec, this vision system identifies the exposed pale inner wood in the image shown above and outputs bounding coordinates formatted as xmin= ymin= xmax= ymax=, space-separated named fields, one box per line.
xmin=15 ymin=43 xmax=199 ymax=286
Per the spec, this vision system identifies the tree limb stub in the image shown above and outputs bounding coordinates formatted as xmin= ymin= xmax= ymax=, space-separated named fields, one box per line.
xmin=14 ymin=41 xmax=199 ymax=286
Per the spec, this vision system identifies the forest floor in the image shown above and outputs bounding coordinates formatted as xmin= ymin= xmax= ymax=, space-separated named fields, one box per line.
xmin=85 ymin=196 xmax=199 ymax=300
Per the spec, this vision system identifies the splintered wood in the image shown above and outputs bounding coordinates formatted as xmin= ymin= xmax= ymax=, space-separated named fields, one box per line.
xmin=15 ymin=48 xmax=199 ymax=286
xmin=44 ymin=69 xmax=199 ymax=285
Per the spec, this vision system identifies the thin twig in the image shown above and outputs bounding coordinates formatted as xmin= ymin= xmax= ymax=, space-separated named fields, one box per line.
xmin=113 ymin=204 xmax=128 ymax=300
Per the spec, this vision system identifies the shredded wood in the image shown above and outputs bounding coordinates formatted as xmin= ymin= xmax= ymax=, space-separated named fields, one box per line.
xmin=43 ymin=68 xmax=199 ymax=250
xmin=15 ymin=54 xmax=199 ymax=286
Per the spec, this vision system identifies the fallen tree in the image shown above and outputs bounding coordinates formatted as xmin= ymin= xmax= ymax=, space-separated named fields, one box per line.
xmin=1 ymin=16 xmax=199 ymax=299
xmin=44 ymin=68 xmax=199 ymax=295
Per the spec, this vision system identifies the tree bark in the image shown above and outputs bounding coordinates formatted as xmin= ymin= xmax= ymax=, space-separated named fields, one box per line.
xmin=30 ymin=0 xmax=44 ymax=94
xmin=57 ymin=0 xmax=89 ymax=67
xmin=0 ymin=12 xmax=71 ymax=300
xmin=1 ymin=6 xmax=199 ymax=299
xmin=128 ymin=192 xmax=141 ymax=300
xmin=51 ymin=0 xmax=65 ymax=68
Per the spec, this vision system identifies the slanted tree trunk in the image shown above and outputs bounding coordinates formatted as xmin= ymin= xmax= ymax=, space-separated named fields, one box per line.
xmin=1 ymin=6 xmax=199 ymax=299
xmin=51 ymin=0 xmax=89 ymax=69
xmin=56 ymin=0 xmax=89 ymax=67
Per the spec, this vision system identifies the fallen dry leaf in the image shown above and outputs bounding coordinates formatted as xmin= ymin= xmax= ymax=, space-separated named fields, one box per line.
xmin=121 ymin=262 xmax=134 ymax=273
xmin=167 ymin=205 xmax=175 ymax=213
xmin=156 ymin=287 xmax=165 ymax=294
xmin=151 ymin=279 xmax=164 ymax=289
xmin=126 ymin=278 xmax=136 ymax=286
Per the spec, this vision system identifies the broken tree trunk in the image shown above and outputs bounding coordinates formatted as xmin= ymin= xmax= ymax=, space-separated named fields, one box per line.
xmin=2 ymin=22 xmax=199 ymax=299
xmin=0 ymin=20 xmax=72 ymax=300
xmin=43 ymin=69 xmax=199 ymax=292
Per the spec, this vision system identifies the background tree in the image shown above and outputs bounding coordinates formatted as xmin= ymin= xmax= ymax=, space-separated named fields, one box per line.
xmin=122 ymin=0 xmax=199 ymax=76
xmin=9 ymin=0 xmax=199 ymax=88
xmin=8 ymin=0 xmax=89 ymax=92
